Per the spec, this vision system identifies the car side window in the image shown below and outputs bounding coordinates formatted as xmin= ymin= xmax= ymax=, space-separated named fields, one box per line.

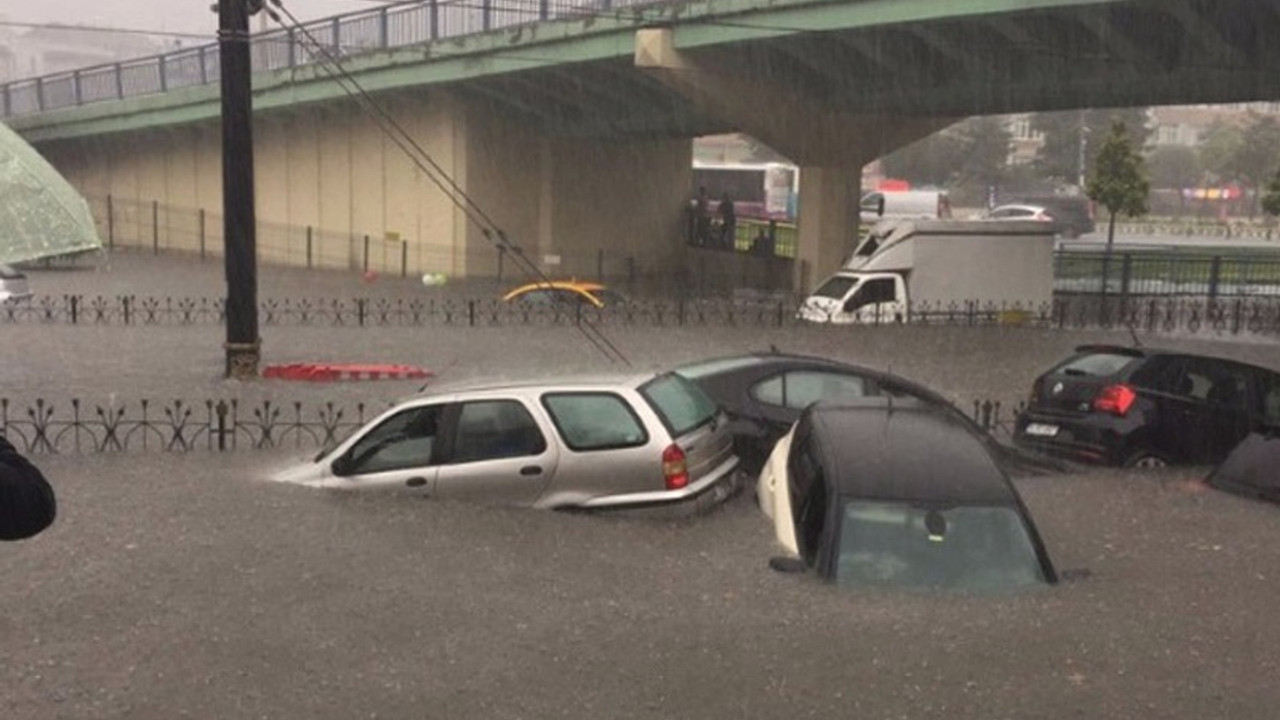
xmin=1201 ymin=364 xmax=1251 ymax=411
xmin=541 ymin=393 xmax=648 ymax=451
xmin=450 ymin=400 xmax=546 ymax=464
xmin=782 ymin=371 xmax=867 ymax=409
xmin=750 ymin=372 xmax=867 ymax=410
xmin=343 ymin=405 xmax=441 ymax=475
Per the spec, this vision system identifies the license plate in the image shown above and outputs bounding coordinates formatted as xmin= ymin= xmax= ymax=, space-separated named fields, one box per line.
xmin=1024 ymin=423 xmax=1059 ymax=438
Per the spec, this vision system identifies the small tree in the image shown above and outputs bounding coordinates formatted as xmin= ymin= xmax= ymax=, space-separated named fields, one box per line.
xmin=1086 ymin=120 xmax=1149 ymax=252
xmin=1262 ymin=166 xmax=1280 ymax=221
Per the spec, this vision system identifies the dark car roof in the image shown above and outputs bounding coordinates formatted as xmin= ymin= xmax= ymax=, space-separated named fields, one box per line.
xmin=679 ymin=351 xmax=954 ymax=400
xmin=1071 ymin=345 xmax=1280 ymax=375
xmin=803 ymin=400 xmax=1018 ymax=506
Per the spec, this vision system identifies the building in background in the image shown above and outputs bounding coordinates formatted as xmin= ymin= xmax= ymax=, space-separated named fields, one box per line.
xmin=0 ymin=21 xmax=165 ymax=82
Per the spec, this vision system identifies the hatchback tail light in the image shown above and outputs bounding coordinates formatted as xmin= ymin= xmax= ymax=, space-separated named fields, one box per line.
xmin=662 ymin=443 xmax=689 ymax=490
xmin=1094 ymin=384 xmax=1137 ymax=416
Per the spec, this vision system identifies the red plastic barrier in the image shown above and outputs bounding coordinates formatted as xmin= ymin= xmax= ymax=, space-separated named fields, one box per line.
xmin=262 ymin=363 xmax=433 ymax=382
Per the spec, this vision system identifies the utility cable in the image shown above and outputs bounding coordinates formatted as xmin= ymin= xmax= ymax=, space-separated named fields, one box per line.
xmin=266 ymin=0 xmax=631 ymax=365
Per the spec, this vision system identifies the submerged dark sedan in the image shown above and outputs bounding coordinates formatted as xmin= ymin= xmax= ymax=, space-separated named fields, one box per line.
xmin=1015 ymin=345 xmax=1280 ymax=468
xmin=675 ymin=351 xmax=976 ymax=474
xmin=766 ymin=399 xmax=1057 ymax=592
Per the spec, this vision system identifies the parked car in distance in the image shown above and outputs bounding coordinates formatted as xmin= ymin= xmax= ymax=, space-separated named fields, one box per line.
xmin=272 ymin=373 xmax=740 ymax=511
xmin=763 ymin=399 xmax=1058 ymax=592
xmin=502 ymin=281 xmax=627 ymax=309
xmin=985 ymin=203 xmax=1057 ymax=224
xmin=0 ymin=264 xmax=31 ymax=303
xmin=674 ymin=351 xmax=976 ymax=475
xmin=1000 ymin=194 xmax=1096 ymax=238
xmin=1014 ymin=345 xmax=1280 ymax=468
xmin=859 ymin=189 xmax=952 ymax=225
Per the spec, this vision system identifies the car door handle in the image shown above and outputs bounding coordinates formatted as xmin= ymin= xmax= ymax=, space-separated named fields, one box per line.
xmin=520 ymin=465 xmax=542 ymax=476
xmin=405 ymin=476 xmax=428 ymax=488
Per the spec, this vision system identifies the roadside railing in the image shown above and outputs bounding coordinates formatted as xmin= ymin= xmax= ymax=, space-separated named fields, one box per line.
xmin=1054 ymin=251 xmax=1280 ymax=298
xmin=4 ymin=294 xmax=1279 ymax=336
xmin=1 ymin=0 xmax=664 ymax=119
xmin=0 ymin=395 xmax=1024 ymax=455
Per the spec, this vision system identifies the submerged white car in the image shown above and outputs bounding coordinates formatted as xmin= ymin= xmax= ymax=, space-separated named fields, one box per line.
xmin=273 ymin=373 xmax=741 ymax=511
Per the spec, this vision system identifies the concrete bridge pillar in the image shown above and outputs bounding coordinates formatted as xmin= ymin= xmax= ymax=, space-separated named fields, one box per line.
xmin=635 ymin=27 xmax=953 ymax=292
xmin=795 ymin=166 xmax=862 ymax=292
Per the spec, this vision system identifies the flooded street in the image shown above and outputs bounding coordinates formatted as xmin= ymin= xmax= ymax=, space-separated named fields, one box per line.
xmin=3 ymin=254 xmax=1279 ymax=718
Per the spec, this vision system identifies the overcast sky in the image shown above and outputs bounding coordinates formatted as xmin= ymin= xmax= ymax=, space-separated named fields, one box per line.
xmin=4 ymin=0 xmax=388 ymax=37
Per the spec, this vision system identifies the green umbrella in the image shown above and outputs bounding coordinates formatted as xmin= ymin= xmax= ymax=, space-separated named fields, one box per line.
xmin=0 ymin=121 xmax=101 ymax=265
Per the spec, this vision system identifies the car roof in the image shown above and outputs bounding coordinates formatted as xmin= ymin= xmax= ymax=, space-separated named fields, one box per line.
xmin=1070 ymin=344 xmax=1279 ymax=373
xmin=405 ymin=371 xmax=662 ymax=400
xmin=802 ymin=400 xmax=1017 ymax=506
xmin=679 ymin=350 xmax=958 ymax=401
xmin=502 ymin=281 xmax=607 ymax=300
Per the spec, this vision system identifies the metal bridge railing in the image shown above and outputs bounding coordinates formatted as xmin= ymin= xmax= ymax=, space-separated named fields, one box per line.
xmin=0 ymin=0 xmax=653 ymax=119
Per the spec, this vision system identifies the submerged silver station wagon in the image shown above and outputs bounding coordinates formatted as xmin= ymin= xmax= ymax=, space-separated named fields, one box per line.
xmin=273 ymin=373 xmax=740 ymax=510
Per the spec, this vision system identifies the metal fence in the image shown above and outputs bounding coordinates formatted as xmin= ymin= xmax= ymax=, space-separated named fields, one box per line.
xmin=0 ymin=0 xmax=661 ymax=119
xmin=5 ymin=293 xmax=1280 ymax=335
xmin=0 ymin=395 xmax=1022 ymax=455
xmin=1054 ymin=251 xmax=1280 ymax=298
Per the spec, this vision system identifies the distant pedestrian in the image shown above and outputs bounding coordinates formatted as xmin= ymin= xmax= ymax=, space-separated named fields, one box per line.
xmin=719 ymin=191 xmax=736 ymax=249
xmin=0 ymin=435 xmax=56 ymax=541
xmin=693 ymin=186 xmax=711 ymax=246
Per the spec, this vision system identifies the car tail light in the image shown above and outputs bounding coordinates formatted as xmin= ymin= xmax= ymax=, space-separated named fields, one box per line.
xmin=1094 ymin=384 xmax=1136 ymax=416
xmin=662 ymin=443 xmax=689 ymax=490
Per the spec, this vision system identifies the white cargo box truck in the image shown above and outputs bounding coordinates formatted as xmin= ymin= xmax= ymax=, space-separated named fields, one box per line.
xmin=798 ymin=219 xmax=1056 ymax=324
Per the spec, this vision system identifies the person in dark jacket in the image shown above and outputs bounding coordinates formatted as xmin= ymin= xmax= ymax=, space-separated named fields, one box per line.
xmin=0 ymin=435 xmax=56 ymax=540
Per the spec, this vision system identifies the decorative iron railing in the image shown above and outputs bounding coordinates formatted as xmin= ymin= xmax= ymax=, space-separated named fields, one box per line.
xmin=0 ymin=396 xmax=1023 ymax=455
xmin=0 ymin=398 xmax=373 ymax=455
xmin=3 ymin=294 xmax=1280 ymax=334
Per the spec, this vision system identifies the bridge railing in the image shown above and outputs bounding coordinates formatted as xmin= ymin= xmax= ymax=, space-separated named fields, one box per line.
xmin=0 ymin=0 xmax=653 ymax=120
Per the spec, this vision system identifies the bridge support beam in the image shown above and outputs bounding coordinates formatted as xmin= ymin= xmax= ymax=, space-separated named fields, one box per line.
xmin=636 ymin=27 xmax=953 ymax=289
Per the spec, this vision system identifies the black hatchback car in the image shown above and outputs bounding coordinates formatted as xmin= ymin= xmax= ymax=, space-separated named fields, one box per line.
xmin=1014 ymin=345 xmax=1280 ymax=468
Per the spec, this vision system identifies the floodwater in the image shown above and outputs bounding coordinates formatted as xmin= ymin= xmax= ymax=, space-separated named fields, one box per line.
xmin=3 ymin=251 xmax=1280 ymax=719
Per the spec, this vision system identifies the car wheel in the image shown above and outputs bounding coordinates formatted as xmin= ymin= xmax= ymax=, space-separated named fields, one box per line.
xmin=1125 ymin=451 xmax=1169 ymax=469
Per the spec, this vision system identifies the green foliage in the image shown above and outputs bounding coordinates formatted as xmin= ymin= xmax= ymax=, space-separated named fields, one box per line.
xmin=1198 ymin=121 xmax=1244 ymax=182
xmin=1031 ymin=108 xmax=1150 ymax=185
xmin=1263 ymin=166 xmax=1280 ymax=218
xmin=880 ymin=116 xmax=1011 ymax=190
xmin=1086 ymin=120 xmax=1149 ymax=220
xmin=1145 ymin=146 xmax=1202 ymax=190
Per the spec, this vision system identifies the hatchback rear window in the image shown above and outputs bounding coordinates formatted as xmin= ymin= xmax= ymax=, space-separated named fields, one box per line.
xmin=639 ymin=374 xmax=717 ymax=437
xmin=541 ymin=393 xmax=648 ymax=452
xmin=1053 ymin=352 xmax=1138 ymax=377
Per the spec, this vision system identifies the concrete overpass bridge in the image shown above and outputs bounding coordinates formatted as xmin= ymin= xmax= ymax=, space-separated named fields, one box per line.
xmin=4 ymin=0 xmax=1278 ymax=288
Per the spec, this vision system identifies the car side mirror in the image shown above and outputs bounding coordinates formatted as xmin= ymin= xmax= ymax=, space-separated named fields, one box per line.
xmin=768 ymin=556 xmax=807 ymax=574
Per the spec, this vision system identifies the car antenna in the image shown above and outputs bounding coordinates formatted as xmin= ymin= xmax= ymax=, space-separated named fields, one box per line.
xmin=1128 ymin=325 xmax=1143 ymax=348
xmin=419 ymin=357 xmax=460 ymax=392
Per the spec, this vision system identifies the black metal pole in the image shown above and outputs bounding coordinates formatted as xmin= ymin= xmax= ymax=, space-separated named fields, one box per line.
xmin=219 ymin=0 xmax=261 ymax=379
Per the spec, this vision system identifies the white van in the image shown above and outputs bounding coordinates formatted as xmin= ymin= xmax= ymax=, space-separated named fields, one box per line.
xmin=859 ymin=190 xmax=952 ymax=225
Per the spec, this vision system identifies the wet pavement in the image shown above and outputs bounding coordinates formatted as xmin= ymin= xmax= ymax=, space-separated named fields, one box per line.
xmin=3 ymin=251 xmax=1280 ymax=718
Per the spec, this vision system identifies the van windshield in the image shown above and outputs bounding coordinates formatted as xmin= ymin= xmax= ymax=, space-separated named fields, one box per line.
xmin=812 ymin=276 xmax=857 ymax=300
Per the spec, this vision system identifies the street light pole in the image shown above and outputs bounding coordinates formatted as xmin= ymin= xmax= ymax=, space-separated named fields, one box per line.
xmin=218 ymin=0 xmax=261 ymax=378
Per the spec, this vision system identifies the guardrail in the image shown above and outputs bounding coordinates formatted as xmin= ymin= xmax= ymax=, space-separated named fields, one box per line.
xmin=0 ymin=0 xmax=661 ymax=119
xmin=4 ymin=294 xmax=1279 ymax=336
xmin=0 ymin=395 xmax=1024 ymax=454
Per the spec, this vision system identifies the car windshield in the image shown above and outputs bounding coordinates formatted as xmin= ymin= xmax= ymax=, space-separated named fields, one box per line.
xmin=835 ymin=500 xmax=1047 ymax=593
xmin=639 ymin=373 xmax=718 ymax=437
xmin=811 ymin=276 xmax=856 ymax=300
xmin=1052 ymin=352 xmax=1140 ymax=377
